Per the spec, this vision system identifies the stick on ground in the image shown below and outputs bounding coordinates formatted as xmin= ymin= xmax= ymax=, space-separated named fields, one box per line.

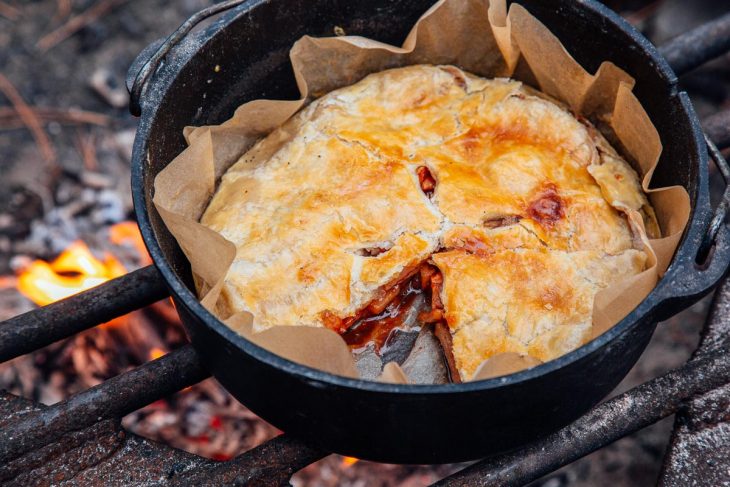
xmin=37 ymin=0 xmax=132 ymax=53
xmin=0 ymin=73 xmax=57 ymax=165
xmin=0 ymin=106 xmax=110 ymax=128
xmin=0 ymin=1 xmax=20 ymax=21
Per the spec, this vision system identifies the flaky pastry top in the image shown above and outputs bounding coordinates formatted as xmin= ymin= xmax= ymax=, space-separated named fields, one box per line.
xmin=201 ymin=65 xmax=657 ymax=379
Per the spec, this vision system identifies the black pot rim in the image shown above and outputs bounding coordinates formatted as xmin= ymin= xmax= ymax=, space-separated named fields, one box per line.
xmin=131 ymin=0 xmax=700 ymax=395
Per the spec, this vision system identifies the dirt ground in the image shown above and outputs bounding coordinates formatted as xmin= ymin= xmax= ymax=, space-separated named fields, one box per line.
xmin=1 ymin=0 xmax=729 ymax=486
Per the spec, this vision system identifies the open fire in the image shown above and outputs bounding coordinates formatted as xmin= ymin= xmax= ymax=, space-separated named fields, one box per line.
xmin=4 ymin=222 xmax=280 ymax=460
xmin=17 ymin=239 xmax=126 ymax=307
xmin=2 ymin=222 xmax=456 ymax=483
xmin=16 ymin=221 xmax=149 ymax=308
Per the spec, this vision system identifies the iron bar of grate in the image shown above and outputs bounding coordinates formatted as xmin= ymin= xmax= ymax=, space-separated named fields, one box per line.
xmin=659 ymin=272 xmax=730 ymax=484
xmin=0 ymin=389 xmax=325 ymax=485
xmin=0 ymin=265 xmax=169 ymax=363
xmin=433 ymin=348 xmax=730 ymax=487
xmin=0 ymin=391 xmax=216 ymax=484
xmin=659 ymin=12 xmax=730 ymax=76
xmin=0 ymin=344 xmax=209 ymax=464
xmin=703 ymin=110 xmax=730 ymax=151
xmin=172 ymin=435 xmax=327 ymax=486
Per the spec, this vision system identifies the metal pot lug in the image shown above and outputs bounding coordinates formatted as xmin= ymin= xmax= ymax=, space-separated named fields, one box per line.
xmin=127 ymin=0 xmax=248 ymax=116
xmin=125 ymin=38 xmax=164 ymax=99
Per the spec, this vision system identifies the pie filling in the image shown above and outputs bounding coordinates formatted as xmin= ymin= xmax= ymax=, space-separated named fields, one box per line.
xmin=321 ymin=163 xmax=577 ymax=383
xmin=324 ymin=259 xmax=462 ymax=382
xmin=330 ymin=264 xmax=424 ymax=347
xmin=321 ymin=164 xmax=572 ymax=383
xmin=323 ymin=164 xmax=462 ymax=381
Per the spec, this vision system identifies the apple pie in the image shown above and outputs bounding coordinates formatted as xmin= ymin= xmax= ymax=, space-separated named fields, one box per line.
xmin=201 ymin=64 xmax=658 ymax=381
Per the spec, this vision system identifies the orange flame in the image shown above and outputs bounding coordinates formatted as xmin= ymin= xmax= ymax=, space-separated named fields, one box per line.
xmin=109 ymin=221 xmax=151 ymax=265
xmin=341 ymin=456 xmax=359 ymax=468
xmin=16 ymin=222 xmax=150 ymax=308
xmin=17 ymin=241 xmax=126 ymax=306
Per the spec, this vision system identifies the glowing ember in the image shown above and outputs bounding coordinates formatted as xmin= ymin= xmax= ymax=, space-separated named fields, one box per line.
xmin=0 ymin=275 xmax=17 ymax=290
xmin=17 ymin=241 xmax=126 ymax=306
xmin=341 ymin=456 xmax=359 ymax=468
xmin=149 ymin=347 xmax=167 ymax=361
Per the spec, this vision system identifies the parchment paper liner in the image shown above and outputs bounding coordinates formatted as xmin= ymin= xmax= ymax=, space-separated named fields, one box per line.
xmin=153 ymin=0 xmax=690 ymax=383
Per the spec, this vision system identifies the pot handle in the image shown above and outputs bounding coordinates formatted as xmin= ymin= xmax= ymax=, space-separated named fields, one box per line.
xmin=654 ymin=134 xmax=730 ymax=321
xmin=127 ymin=0 xmax=248 ymax=117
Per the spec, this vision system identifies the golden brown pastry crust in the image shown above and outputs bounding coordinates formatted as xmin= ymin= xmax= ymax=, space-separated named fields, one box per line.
xmin=432 ymin=248 xmax=646 ymax=378
xmin=201 ymin=64 xmax=657 ymax=378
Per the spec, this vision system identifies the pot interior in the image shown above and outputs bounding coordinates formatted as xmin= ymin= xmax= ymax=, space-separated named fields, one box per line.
xmin=134 ymin=0 xmax=703 ymax=378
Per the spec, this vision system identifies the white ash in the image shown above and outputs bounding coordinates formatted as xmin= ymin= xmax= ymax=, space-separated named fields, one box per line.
xmin=80 ymin=171 xmax=115 ymax=189
xmin=91 ymin=188 xmax=126 ymax=225
xmin=10 ymin=173 xmax=131 ymax=258
xmin=90 ymin=67 xmax=129 ymax=109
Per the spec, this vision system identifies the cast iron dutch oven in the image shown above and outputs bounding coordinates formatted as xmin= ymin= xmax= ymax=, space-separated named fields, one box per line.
xmin=127 ymin=0 xmax=730 ymax=464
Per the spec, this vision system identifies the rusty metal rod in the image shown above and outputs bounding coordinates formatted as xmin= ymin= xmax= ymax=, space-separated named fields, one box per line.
xmin=0 ymin=344 xmax=209 ymax=464
xmin=658 ymin=271 xmax=730 ymax=483
xmin=434 ymin=348 xmax=730 ymax=487
xmin=173 ymin=435 xmax=327 ymax=486
xmin=0 ymin=265 xmax=169 ymax=363
xmin=659 ymin=12 xmax=730 ymax=76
